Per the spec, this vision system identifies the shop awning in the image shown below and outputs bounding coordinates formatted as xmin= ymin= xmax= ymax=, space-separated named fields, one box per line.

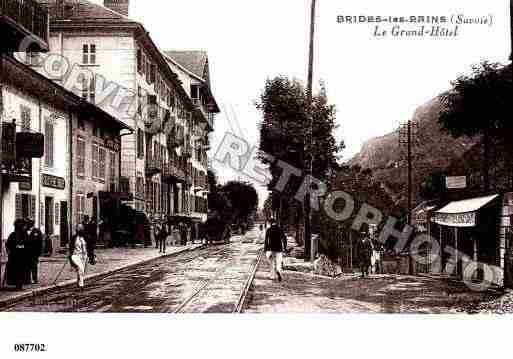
xmin=433 ymin=194 xmax=499 ymax=227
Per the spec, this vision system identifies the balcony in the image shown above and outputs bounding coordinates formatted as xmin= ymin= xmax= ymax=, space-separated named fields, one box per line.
xmin=192 ymin=98 xmax=213 ymax=130
xmin=145 ymin=157 xmax=162 ymax=176
xmin=0 ymin=0 xmax=49 ymax=52
xmin=162 ymin=161 xmax=186 ymax=183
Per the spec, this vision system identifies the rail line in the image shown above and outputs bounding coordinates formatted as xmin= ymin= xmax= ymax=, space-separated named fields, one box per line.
xmin=172 ymin=246 xmax=263 ymax=314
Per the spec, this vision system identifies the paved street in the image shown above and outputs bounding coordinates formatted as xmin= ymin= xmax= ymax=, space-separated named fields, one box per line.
xmin=243 ymin=257 xmax=503 ymax=314
xmin=0 ymin=243 xmax=203 ymax=305
xmin=1 ymin=236 xmax=261 ymax=313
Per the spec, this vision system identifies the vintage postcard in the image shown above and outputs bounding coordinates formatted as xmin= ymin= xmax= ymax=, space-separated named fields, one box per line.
xmin=0 ymin=0 xmax=512 ymax=357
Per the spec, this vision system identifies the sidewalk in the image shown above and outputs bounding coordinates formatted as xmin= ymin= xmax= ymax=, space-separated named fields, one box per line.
xmin=0 ymin=243 xmax=204 ymax=307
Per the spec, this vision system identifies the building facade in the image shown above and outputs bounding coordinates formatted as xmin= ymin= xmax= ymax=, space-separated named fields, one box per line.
xmin=36 ymin=0 xmax=218 ymax=226
xmin=164 ymin=51 xmax=219 ymax=223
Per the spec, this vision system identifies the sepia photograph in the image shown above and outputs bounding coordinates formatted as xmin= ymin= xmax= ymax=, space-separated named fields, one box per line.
xmin=0 ymin=0 xmax=512 ymax=357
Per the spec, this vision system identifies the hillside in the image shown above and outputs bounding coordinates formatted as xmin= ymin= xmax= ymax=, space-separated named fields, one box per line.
xmin=349 ymin=95 xmax=479 ymax=209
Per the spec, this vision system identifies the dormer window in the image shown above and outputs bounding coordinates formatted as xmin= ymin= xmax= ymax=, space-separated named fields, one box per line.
xmin=82 ymin=44 xmax=96 ymax=65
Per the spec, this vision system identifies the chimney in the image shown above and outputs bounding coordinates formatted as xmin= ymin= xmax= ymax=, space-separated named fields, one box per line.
xmin=104 ymin=0 xmax=129 ymax=17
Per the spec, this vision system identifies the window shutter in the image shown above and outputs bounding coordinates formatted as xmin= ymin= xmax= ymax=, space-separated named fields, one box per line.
xmin=55 ymin=202 xmax=60 ymax=226
xmin=48 ymin=200 xmax=54 ymax=235
xmin=137 ymin=49 xmax=142 ymax=73
xmin=30 ymin=195 xmax=36 ymax=220
xmin=90 ymin=44 xmax=96 ymax=64
xmin=15 ymin=194 xmax=22 ymax=220
xmin=40 ymin=202 xmax=44 ymax=225
xmin=83 ymin=44 xmax=89 ymax=64
xmin=99 ymin=148 xmax=106 ymax=180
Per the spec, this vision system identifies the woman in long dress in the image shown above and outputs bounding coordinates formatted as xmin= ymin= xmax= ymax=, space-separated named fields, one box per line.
xmin=69 ymin=224 xmax=88 ymax=289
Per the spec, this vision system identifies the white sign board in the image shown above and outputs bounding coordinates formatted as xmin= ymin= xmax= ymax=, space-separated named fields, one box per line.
xmin=446 ymin=176 xmax=467 ymax=189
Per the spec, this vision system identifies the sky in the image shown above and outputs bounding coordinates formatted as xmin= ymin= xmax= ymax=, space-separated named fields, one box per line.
xmin=91 ymin=0 xmax=511 ymax=208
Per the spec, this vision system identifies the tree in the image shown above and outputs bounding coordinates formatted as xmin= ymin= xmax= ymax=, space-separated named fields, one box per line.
xmin=219 ymin=181 xmax=258 ymax=226
xmin=256 ymin=77 xmax=343 ymax=251
xmin=420 ymin=171 xmax=447 ymax=201
xmin=207 ymin=169 xmax=218 ymax=194
xmin=439 ymin=61 xmax=513 ymax=191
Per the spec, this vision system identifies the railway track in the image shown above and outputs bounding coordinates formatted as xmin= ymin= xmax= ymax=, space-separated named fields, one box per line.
xmin=3 ymin=240 xmax=264 ymax=313
xmin=172 ymin=247 xmax=263 ymax=314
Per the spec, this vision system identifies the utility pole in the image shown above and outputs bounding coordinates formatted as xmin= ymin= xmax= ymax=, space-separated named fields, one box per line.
xmin=304 ymin=0 xmax=316 ymax=262
xmin=399 ymin=120 xmax=417 ymax=274
xmin=0 ymin=53 xmax=3 ymax=288
xmin=510 ymin=0 xmax=512 ymax=61
xmin=398 ymin=120 xmax=417 ymax=225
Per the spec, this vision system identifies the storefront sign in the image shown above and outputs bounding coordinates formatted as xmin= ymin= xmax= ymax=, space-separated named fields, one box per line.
xmin=433 ymin=212 xmax=476 ymax=227
xmin=16 ymin=132 xmax=44 ymax=158
xmin=446 ymin=176 xmax=467 ymax=189
xmin=42 ymin=174 xmax=65 ymax=190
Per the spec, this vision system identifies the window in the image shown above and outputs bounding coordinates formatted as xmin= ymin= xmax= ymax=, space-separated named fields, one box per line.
xmin=20 ymin=105 xmax=31 ymax=131
xmin=92 ymin=143 xmax=99 ymax=179
xmin=91 ymin=144 xmax=106 ymax=181
xmin=147 ymin=94 xmax=157 ymax=105
xmin=82 ymin=44 xmax=96 ymax=65
xmin=76 ymin=194 xmax=86 ymax=225
xmin=109 ymin=151 xmax=117 ymax=187
xmin=77 ymin=137 xmax=86 ymax=176
xmin=145 ymin=59 xmax=151 ymax=83
xmin=149 ymin=63 xmax=155 ymax=84
xmin=15 ymin=194 xmax=36 ymax=220
xmin=136 ymin=173 xmax=144 ymax=199
xmin=98 ymin=147 xmax=106 ymax=181
xmin=81 ymin=75 xmax=95 ymax=104
xmin=44 ymin=120 xmax=54 ymax=168
xmin=168 ymin=89 xmax=175 ymax=109
xmin=137 ymin=48 xmax=142 ymax=74
xmin=137 ymin=129 xmax=144 ymax=159
xmin=191 ymin=85 xmax=199 ymax=100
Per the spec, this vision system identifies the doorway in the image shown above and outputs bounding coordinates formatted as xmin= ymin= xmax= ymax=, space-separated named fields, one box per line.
xmin=59 ymin=201 xmax=68 ymax=247
xmin=44 ymin=196 xmax=54 ymax=236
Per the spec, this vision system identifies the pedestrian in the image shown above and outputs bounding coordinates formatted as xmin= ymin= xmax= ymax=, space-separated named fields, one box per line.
xmin=358 ymin=227 xmax=373 ymax=278
xmin=264 ymin=218 xmax=287 ymax=282
xmin=25 ymin=218 xmax=43 ymax=284
xmin=257 ymin=224 xmax=265 ymax=244
xmin=5 ymin=219 xmax=30 ymax=289
xmin=154 ymin=220 xmax=161 ymax=249
xmin=86 ymin=217 xmax=97 ymax=265
xmin=159 ymin=222 xmax=168 ymax=254
xmin=179 ymin=222 xmax=187 ymax=246
xmin=69 ymin=224 xmax=88 ymax=289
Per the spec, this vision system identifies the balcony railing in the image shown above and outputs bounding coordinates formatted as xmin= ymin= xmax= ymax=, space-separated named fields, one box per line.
xmin=145 ymin=157 xmax=162 ymax=176
xmin=162 ymin=161 xmax=186 ymax=183
xmin=0 ymin=0 xmax=49 ymax=50
xmin=192 ymin=98 xmax=213 ymax=129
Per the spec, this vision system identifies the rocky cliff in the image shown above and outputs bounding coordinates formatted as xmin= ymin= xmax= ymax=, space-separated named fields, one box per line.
xmin=349 ymin=95 xmax=479 ymax=208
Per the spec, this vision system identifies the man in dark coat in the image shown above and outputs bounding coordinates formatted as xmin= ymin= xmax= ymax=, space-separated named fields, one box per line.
xmin=264 ymin=218 xmax=287 ymax=282
xmin=82 ymin=216 xmax=97 ymax=265
xmin=159 ymin=222 xmax=168 ymax=254
xmin=25 ymin=218 xmax=43 ymax=284
xmin=5 ymin=219 xmax=30 ymax=289
xmin=358 ymin=229 xmax=373 ymax=278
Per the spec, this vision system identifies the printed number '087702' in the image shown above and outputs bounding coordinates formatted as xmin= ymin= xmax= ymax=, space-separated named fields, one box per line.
xmin=14 ymin=344 xmax=47 ymax=352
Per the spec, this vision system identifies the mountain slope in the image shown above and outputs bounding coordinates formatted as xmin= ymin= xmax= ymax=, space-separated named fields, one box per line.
xmin=349 ymin=95 xmax=479 ymax=209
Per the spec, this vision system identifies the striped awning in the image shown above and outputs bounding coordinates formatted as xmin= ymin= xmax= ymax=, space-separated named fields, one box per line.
xmin=433 ymin=194 xmax=499 ymax=227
